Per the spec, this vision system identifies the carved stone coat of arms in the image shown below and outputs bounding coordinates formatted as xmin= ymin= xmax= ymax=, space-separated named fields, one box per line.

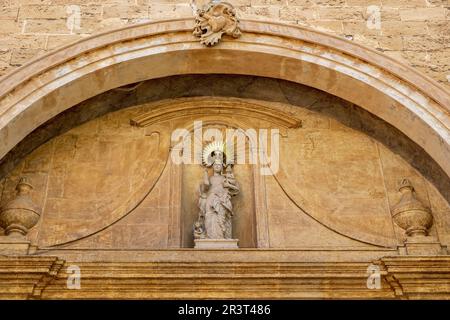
xmin=193 ymin=1 xmax=242 ymax=47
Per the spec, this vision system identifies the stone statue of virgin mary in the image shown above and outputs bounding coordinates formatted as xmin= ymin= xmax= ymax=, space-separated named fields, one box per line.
xmin=194 ymin=143 xmax=240 ymax=245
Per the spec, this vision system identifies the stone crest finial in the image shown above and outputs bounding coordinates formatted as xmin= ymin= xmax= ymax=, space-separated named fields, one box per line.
xmin=193 ymin=1 xmax=241 ymax=47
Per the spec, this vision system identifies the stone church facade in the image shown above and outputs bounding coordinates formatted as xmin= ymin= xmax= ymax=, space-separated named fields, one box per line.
xmin=0 ymin=1 xmax=449 ymax=299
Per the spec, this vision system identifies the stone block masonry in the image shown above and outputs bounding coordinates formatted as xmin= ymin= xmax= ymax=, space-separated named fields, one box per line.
xmin=0 ymin=0 xmax=448 ymax=88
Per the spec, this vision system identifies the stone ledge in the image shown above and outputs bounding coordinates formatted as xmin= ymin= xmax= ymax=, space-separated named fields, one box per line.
xmin=1 ymin=255 xmax=449 ymax=299
xmin=194 ymin=239 xmax=239 ymax=249
xmin=31 ymin=247 xmax=399 ymax=263
xmin=0 ymin=256 xmax=64 ymax=299
xmin=379 ymin=256 xmax=450 ymax=299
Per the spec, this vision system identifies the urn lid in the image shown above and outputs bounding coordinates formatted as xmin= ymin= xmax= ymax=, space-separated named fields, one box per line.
xmin=0 ymin=177 xmax=41 ymax=215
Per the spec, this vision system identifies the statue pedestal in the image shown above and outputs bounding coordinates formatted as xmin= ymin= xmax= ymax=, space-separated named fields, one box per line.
xmin=194 ymin=239 xmax=239 ymax=249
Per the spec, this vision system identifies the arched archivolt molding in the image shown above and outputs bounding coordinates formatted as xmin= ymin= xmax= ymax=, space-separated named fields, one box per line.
xmin=130 ymin=97 xmax=302 ymax=129
xmin=0 ymin=18 xmax=449 ymax=178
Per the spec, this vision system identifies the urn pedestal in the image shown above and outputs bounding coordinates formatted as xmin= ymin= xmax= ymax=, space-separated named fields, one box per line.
xmin=194 ymin=239 xmax=239 ymax=249
xmin=0 ymin=237 xmax=36 ymax=255
xmin=399 ymin=235 xmax=446 ymax=256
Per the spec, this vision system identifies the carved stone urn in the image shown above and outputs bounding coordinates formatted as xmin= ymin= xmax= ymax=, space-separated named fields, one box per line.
xmin=0 ymin=177 xmax=41 ymax=237
xmin=391 ymin=179 xmax=433 ymax=237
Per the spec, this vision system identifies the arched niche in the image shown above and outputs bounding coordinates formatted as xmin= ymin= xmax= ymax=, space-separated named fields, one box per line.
xmin=130 ymin=98 xmax=300 ymax=248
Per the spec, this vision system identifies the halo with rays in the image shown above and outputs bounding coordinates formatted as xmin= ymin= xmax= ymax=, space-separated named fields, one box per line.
xmin=202 ymin=141 xmax=224 ymax=167
xmin=202 ymin=140 xmax=235 ymax=167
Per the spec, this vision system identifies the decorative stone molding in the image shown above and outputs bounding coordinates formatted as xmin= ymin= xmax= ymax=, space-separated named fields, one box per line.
xmin=1 ymin=254 xmax=449 ymax=299
xmin=130 ymin=97 xmax=302 ymax=129
xmin=379 ymin=256 xmax=450 ymax=299
xmin=0 ymin=177 xmax=41 ymax=237
xmin=0 ymin=256 xmax=64 ymax=299
xmin=391 ymin=179 xmax=433 ymax=238
xmin=193 ymin=1 xmax=241 ymax=46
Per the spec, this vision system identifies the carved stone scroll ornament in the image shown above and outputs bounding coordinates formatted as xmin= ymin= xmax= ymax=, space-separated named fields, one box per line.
xmin=391 ymin=179 xmax=433 ymax=237
xmin=193 ymin=1 xmax=241 ymax=47
xmin=0 ymin=177 xmax=41 ymax=237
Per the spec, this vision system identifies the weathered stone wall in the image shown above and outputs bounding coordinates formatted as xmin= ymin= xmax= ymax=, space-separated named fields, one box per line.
xmin=0 ymin=0 xmax=448 ymax=88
